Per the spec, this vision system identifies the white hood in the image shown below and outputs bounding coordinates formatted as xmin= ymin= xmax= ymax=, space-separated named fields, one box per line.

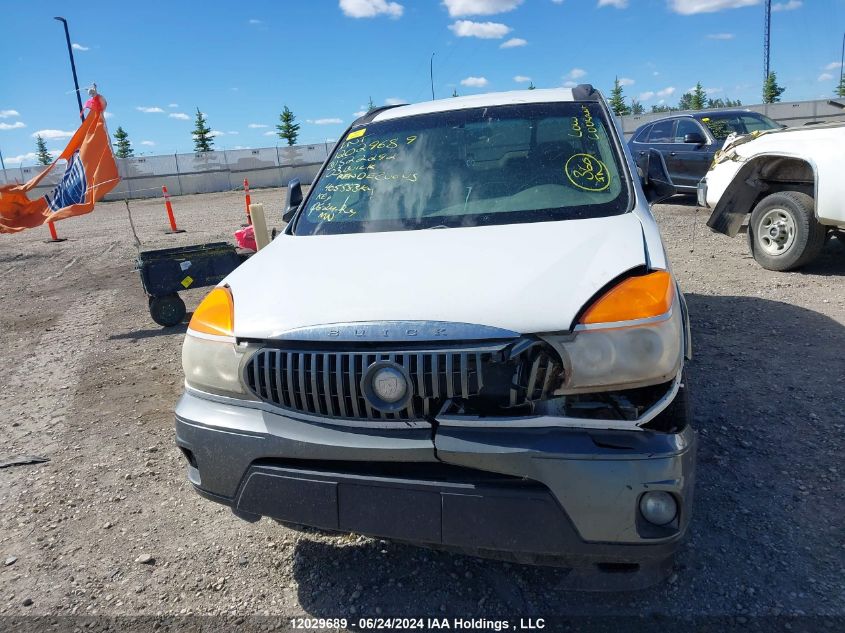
xmin=226 ymin=213 xmax=647 ymax=339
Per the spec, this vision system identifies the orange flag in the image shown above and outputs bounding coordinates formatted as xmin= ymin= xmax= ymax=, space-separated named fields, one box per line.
xmin=0 ymin=105 xmax=119 ymax=233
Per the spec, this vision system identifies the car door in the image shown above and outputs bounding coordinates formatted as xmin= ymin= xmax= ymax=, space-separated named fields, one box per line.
xmin=628 ymin=124 xmax=653 ymax=175
xmin=665 ymin=118 xmax=714 ymax=188
xmin=641 ymin=118 xmax=679 ymax=184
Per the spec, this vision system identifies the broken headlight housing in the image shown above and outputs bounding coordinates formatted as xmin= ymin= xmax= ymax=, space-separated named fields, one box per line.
xmin=542 ymin=270 xmax=683 ymax=394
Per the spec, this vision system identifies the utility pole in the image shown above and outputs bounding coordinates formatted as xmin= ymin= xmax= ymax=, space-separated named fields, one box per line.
xmin=763 ymin=0 xmax=771 ymax=81
xmin=430 ymin=52 xmax=435 ymax=101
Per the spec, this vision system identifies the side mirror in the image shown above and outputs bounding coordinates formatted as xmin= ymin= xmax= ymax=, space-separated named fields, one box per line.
xmin=641 ymin=148 xmax=676 ymax=204
xmin=683 ymin=132 xmax=706 ymax=145
xmin=282 ymin=178 xmax=303 ymax=223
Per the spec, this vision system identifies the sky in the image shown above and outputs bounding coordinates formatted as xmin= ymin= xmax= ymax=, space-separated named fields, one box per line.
xmin=1 ymin=0 xmax=844 ymax=166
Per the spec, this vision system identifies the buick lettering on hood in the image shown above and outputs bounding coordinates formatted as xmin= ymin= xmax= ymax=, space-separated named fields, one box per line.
xmin=175 ymin=86 xmax=696 ymax=588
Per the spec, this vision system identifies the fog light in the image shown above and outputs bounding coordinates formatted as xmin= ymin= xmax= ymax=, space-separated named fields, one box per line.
xmin=639 ymin=491 xmax=677 ymax=526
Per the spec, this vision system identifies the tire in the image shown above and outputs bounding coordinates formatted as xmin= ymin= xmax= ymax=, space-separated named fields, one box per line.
xmin=148 ymin=293 xmax=186 ymax=327
xmin=749 ymin=191 xmax=826 ymax=271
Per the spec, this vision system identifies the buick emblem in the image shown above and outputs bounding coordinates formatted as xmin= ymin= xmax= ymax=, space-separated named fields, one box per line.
xmin=361 ymin=361 xmax=413 ymax=412
xmin=371 ymin=367 xmax=407 ymax=403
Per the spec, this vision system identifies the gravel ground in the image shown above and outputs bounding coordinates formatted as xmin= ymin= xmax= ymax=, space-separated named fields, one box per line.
xmin=0 ymin=189 xmax=843 ymax=629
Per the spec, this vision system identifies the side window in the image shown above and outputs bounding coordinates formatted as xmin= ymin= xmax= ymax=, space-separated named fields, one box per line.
xmin=633 ymin=125 xmax=651 ymax=143
xmin=647 ymin=119 xmax=675 ymax=143
xmin=675 ymin=119 xmax=705 ymax=143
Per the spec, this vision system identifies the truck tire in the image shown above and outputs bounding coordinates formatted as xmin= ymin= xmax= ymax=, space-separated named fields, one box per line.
xmin=149 ymin=293 xmax=186 ymax=327
xmin=749 ymin=191 xmax=826 ymax=271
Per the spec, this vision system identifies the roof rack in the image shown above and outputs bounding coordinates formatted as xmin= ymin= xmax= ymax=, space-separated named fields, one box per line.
xmin=351 ymin=104 xmax=404 ymax=127
xmin=572 ymin=84 xmax=599 ymax=101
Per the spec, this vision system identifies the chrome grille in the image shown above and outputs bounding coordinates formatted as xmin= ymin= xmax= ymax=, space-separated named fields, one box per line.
xmin=244 ymin=348 xmax=489 ymax=421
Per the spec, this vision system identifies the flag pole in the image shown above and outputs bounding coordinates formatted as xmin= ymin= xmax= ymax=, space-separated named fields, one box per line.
xmin=47 ymin=16 xmax=82 ymax=243
xmin=54 ymin=17 xmax=85 ymax=123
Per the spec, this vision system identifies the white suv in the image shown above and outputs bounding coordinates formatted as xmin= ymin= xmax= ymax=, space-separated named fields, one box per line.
xmin=175 ymin=86 xmax=695 ymax=588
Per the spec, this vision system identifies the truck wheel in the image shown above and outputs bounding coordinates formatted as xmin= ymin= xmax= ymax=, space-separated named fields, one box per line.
xmin=749 ymin=191 xmax=825 ymax=271
xmin=149 ymin=293 xmax=186 ymax=327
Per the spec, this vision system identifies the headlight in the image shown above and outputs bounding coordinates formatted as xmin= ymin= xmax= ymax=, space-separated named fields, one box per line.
xmin=181 ymin=286 xmax=258 ymax=399
xmin=542 ymin=271 xmax=683 ymax=393
xmin=182 ymin=334 xmax=257 ymax=398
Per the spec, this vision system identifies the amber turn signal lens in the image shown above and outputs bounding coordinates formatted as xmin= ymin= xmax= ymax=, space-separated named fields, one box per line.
xmin=188 ymin=287 xmax=234 ymax=336
xmin=580 ymin=271 xmax=675 ymax=325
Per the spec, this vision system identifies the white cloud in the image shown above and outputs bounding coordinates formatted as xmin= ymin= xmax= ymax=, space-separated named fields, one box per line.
xmin=448 ymin=19 xmax=511 ymax=38
xmin=598 ymin=0 xmax=628 ymax=7
xmin=31 ymin=129 xmax=74 ymax=140
xmin=818 ymin=73 xmax=834 ymax=82
xmin=137 ymin=106 xmax=165 ymax=113
xmin=0 ymin=109 xmax=20 ymax=118
xmin=385 ymin=97 xmax=406 ymax=105
xmin=668 ymin=0 xmax=760 ymax=15
xmin=168 ymin=103 xmax=179 ymax=108
xmin=563 ymin=81 xmax=577 ymax=88
xmin=0 ymin=121 xmax=26 ymax=130
xmin=140 ymin=140 xmax=155 ymax=146
xmin=353 ymin=110 xmax=367 ymax=117
xmin=772 ymin=0 xmax=801 ymax=10
xmin=442 ymin=0 xmax=523 ymax=16
xmin=513 ymin=75 xmax=531 ymax=83
xmin=705 ymin=87 xmax=723 ymax=94
xmin=657 ymin=86 xmax=676 ymax=97
xmin=227 ymin=131 xmax=239 ymax=135
xmin=339 ymin=0 xmax=404 ymax=18
xmin=247 ymin=123 xmax=268 ymax=128
xmin=169 ymin=112 xmax=190 ymax=120
xmin=566 ymin=68 xmax=587 ymax=80
xmin=71 ymin=43 xmax=89 ymax=51
xmin=500 ymin=37 xmax=527 ymax=48
xmin=248 ymin=18 xmax=263 ymax=24
xmin=824 ymin=61 xmax=842 ymax=71
xmin=263 ymin=131 xmax=277 ymax=136
xmin=5 ymin=152 xmax=37 ymax=165
xmin=461 ymin=76 xmax=489 ymax=87
xmin=307 ymin=118 xmax=344 ymax=125
xmin=209 ymin=130 xmax=225 ymax=137
xmin=707 ymin=32 xmax=735 ymax=39
xmin=618 ymin=77 xmax=635 ymax=86
xmin=103 ymin=112 xmax=113 ymax=119
xmin=639 ymin=91 xmax=656 ymax=101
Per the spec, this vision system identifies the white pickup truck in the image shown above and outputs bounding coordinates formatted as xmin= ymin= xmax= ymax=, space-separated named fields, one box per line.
xmin=699 ymin=122 xmax=845 ymax=270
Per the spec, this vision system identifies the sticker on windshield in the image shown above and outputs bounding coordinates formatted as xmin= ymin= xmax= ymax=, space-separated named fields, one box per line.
xmin=565 ymin=154 xmax=611 ymax=192
xmin=346 ymin=128 xmax=365 ymax=140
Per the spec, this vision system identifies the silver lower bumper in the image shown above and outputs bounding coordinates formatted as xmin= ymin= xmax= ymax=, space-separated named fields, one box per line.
xmin=175 ymin=391 xmax=695 ymax=556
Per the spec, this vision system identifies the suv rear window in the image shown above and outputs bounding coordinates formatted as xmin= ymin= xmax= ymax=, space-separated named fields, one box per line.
xmin=293 ymin=102 xmax=630 ymax=236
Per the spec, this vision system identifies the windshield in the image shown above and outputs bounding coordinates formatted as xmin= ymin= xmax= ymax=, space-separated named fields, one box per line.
xmin=294 ymin=102 xmax=630 ymax=236
xmin=700 ymin=112 xmax=781 ymax=140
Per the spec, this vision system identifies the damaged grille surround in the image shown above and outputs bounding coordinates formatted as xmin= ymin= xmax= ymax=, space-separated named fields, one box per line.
xmin=243 ymin=339 xmax=563 ymax=422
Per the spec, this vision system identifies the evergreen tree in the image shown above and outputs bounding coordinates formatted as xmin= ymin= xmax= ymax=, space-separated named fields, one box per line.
xmin=367 ymin=97 xmax=376 ymax=112
xmin=690 ymin=82 xmax=708 ymax=110
xmin=608 ymin=77 xmax=631 ymax=116
xmin=651 ymin=104 xmax=677 ymax=113
xmin=677 ymin=92 xmax=694 ymax=110
xmin=528 ymin=82 xmax=536 ymax=90
xmin=763 ymin=72 xmax=786 ymax=104
xmin=452 ymin=89 xmax=459 ymax=97
xmin=631 ymin=99 xmax=644 ymax=115
xmin=112 ymin=126 xmax=134 ymax=158
xmin=836 ymin=75 xmax=845 ymax=98
xmin=35 ymin=135 xmax=52 ymax=166
xmin=276 ymin=106 xmax=300 ymax=146
xmin=192 ymin=108 xmax=214 ymax=152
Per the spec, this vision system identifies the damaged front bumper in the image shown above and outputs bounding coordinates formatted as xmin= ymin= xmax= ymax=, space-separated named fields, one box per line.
xmin=175 ymin=387 xmax=696 ymax=573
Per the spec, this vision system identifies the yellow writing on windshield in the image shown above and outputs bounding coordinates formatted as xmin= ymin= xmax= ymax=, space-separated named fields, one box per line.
xmin=565 ymin=153 xmax=610 ymax=192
